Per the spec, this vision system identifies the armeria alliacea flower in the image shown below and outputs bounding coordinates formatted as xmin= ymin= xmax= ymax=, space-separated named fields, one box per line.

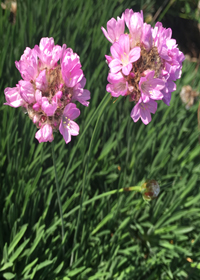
xmin=102 ymin=9 xmax=185 ymax=125
xmin=4 ymin=37 xmax=90 ymax=143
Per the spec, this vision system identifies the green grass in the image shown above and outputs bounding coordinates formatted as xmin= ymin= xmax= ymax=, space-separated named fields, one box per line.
xmin=0 ymin=0 xmax=200 ymax=279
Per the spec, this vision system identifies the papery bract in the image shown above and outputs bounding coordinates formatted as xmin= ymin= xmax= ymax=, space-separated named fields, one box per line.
xmin=141 ymin=180 xmax=160 ymax=201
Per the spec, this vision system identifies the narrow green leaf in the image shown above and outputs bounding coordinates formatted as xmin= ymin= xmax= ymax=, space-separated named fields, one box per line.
xmin=9 ymin=239 xmax=30 ymax=262
xmin=8 ymin=224 xmax=28 ymax=255
xmin=0 ymin=262 xmax=13 ymax=271
xmin=3 ymin=273 xmax=15 ymax=280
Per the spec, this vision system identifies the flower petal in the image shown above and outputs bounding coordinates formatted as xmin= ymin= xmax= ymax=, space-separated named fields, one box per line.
xmin=4 ymin=86 xmax=24 ymax=108
xmin=35 ymin=69 xmax=48 ymax=91
xmin=109 ymin=59 xmax=122 ymax=73
xmin=63 ymin=103 xmax=80 ymax=120
xmin=35 ymin=124 xmax=54 ymax=143
xmin=19 ymin=80 xmax=35 ymax=104
xmin=59 ymin=121 xmax=71 ymax=144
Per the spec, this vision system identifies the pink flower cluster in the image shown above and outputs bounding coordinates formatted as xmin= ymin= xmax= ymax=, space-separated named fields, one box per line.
xmin=4 ymin=37 xmax=90 ymax=143
xmin=102 ymin=9 xmax=185 ymax=124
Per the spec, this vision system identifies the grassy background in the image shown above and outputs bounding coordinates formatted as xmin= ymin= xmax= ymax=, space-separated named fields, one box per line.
xmin=0 ymin=0 xmax=200 ymax=279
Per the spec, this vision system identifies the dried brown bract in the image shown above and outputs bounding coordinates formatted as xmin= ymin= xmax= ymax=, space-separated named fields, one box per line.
xmin=180 ymin=85 xmax=199 ymax=109
xmin=1 ymin=0 xmax=17 ymax=24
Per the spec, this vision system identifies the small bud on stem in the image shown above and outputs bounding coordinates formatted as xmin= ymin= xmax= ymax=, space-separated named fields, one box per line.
xmin=141 ymin=179 xmax=160 ymax=201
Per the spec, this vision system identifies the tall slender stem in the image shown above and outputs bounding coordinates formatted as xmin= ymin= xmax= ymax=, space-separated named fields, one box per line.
xmin=64 ymin=186 xmax=142 ymax=220
xmin=70 ymin=94 xmax=112 ymax=265
xmin=51 ymin=141 xmax=65 ymax=253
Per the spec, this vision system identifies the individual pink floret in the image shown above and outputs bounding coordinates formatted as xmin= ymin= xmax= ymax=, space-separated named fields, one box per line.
xmin=15 ymin=47 xmax=38 ymax=81
xmin=125 ymin=10 xmax=143 ymax=46
xmin=101 ymin=14 xmax=125 ymax=43
xmin=124 ymin=9 xmax=134 ymax=30
xmin=139 ymin=70 xmax=165 ymax=103
xmin=18 ymin=80 xmax=36 ymax=104
xmin=141 ymin=23 xmax=153 ymax=52
xmin=109 ymin=34 xmax=141 ymax=75
xmin=131 ymin=98 xmax=157 ymax=125
xmin=35 ymin=69 xmax=48 ymax=92
xmin=59 ymin=103 xmax=80 ymax=144
xmin=106 ymin=72 xmax=128 ymax=97
xmin=41 ymin=97 xmax=58 ymax=116
xmin=72 ymin=77 xmax=91 ymax=106
xmin=61 ymin=51 xmax=83 ymax=88
xmin=152 ymin=22 xmax=171 ymax=61
xmin=161 ymin=80 xmax=176 ymax=106
xmin=4 ymin=85 xmax=24 ymax=108
xmin=34 ymin=37 xmax=63 ymax=69
xmin=35 ymin=124 xmax=54 ymax=143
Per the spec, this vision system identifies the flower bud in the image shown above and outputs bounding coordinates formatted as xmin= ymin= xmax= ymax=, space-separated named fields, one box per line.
xmin=141 ymin=180 xmax=160 ymax=201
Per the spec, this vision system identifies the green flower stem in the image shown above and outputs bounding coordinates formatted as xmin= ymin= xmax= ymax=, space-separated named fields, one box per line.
xmin=70 ymin=93 xmax=113 ymax=265
xmin=65 ymin=186 xmax=142 ymax=220
xmin=51 ymin=141 xmax=65 ymax=253
xmin=61 ymin=92 xmax=112 ymax=192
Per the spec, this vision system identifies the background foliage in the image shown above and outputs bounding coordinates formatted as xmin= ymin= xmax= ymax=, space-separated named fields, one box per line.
xmin=0 ymin=0 xmax=200 ymax=279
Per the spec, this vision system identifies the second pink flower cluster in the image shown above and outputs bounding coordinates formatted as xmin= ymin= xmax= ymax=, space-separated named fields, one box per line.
xmin=102 ymin=9 xmax=184 ymax=124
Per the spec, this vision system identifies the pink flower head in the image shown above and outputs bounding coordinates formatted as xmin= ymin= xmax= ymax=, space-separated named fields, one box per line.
xmin=102 ymin=9 xmax=184 ymax=124
xmin=4 ymin=37 xmax=90 ymax=144
xmin=109 ymin=34 xmax=141 ymax=75
xmin=101 ymin=14 xmax=125 ymax=43
xmin=59 ymin=103 xmax=80 ymax=144
xmin=131 ymin=98 xmax=157 ymax=125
